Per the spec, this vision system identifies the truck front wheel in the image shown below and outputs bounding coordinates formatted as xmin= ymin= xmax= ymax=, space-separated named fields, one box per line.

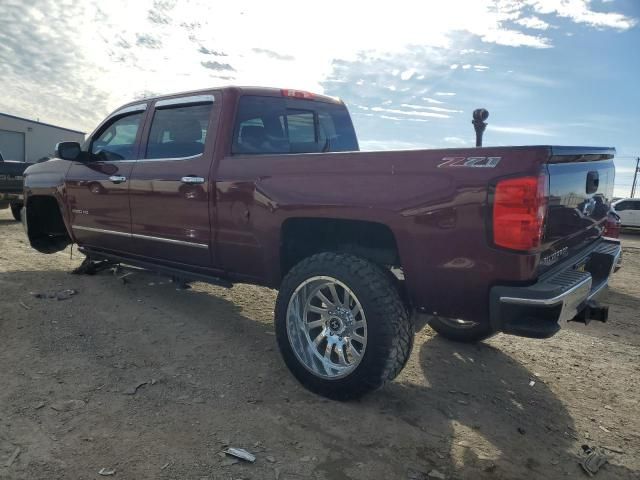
xmin=275 ymin=252 xmax=413 ymax=400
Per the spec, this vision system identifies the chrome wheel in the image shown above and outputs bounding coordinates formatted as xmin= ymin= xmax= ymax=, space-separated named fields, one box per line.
xmin=286 ymin=276 xmax=367 ymax=379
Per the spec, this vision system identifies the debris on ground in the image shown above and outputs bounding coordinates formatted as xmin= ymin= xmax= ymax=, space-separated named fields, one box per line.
xmin=580 ymin=445 xmax=608 ymax=476
xmin=33 ymin=401 xmax=46 ymax=410
xmin=602 ymin=446 xmax=624 ymax=454
xmin=98 ymin=467 xmax=116 ymax=476
xmin=407 ymin=468 xmax=428 ymax=480
xmin=223 ymin=447 xmax=256 ymax=463
xmin=517 ymin=427 xmax=526 ymax=435
xmin=30 ymin=289 xmax=78 ymax=301
xmin=529 ymin=380 xmax=536 ymax=387
xmin=18 ymin=300 xmax=31 ymax=310
xmin=160 ymin=462 xmax=170 ymax=470
xmin=50 ymin=399 xmax=86 ymax=412
xmin=71 ymin=258 xmax=116 ymax=275
xmin=118 ymin=272 xmax=133 ymax=284
xmin=265 ymin=455 xmax=276 ymax=463
xmin=5 ymin=447 xmax=21 ymax=467
xmin=123 ymin=381 xmax=149 ymax=395
xmin=428 ymin=469 xmax=446 ymax=479
xmin=56 ymin=289 xmax=78 ymax=300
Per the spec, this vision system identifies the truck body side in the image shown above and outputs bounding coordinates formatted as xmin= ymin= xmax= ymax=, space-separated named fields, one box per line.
xmin=22 ymin=87 xmax=620 ymax=336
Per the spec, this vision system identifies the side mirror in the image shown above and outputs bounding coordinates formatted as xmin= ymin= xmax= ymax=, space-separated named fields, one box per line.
xmin=56 ymin=142 xmax=82 ymax=161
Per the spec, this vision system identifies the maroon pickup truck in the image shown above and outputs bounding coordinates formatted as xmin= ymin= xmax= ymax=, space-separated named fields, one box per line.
xmin=22 ymin=86 xmax=622 ymax=399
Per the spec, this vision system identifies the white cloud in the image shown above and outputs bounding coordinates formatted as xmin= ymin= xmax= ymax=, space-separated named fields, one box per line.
xmin=422 ymin=97 xmax=445 ymax=104
xmin=401 ymin=104 xmax=462 ymax=113
xmin=480 ymin=28 xmax=551 ymax=48
xmin=359 ymin=140 xmax=427 ymax=151
xmin=370 ymin=106 xmax=450 ymax=119
xmin=450 ymin=64 xmax=459 ymax=69
xmin=0 ymin=0 xmax=635 ymax=132
xmin=525 ymin=0 xmax=636 ymax=30
xmin=489 ymin=125 xmax=554 ymax=136
xmin=474 ymin=65 xmax=490 ymax=70
xmin=400 ymin=68 xmax=417 ymax=80
xmin=444 ymin=136 xmax=469 ymax=145
xmin=462 ymin=64 xmax=472 ymax=69
xmin=435 ymin=92 xmax=457 ymax=96
xmin=515 ymin=16 xmax=553 ymax=30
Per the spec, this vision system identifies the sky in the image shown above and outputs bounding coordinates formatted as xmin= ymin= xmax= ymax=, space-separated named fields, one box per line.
xmin=1 ymin=0 xmax=639 ymax=196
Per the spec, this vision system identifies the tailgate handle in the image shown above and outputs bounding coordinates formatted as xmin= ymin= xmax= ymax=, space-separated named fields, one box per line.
xmin=586 ymin=171 xmax=599 ymax=194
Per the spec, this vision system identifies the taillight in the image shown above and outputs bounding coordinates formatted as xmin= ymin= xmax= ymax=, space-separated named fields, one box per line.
xmin=493 ymin=172 xmax=549 ymax=251
xmin=604 ymin=212 xmax=621 ymax=239
xmin=281 ymin=89 xmax=315 ymax=99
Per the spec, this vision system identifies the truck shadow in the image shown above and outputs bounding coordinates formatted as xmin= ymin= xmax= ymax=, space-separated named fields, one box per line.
xmin=1 ymin=266 xmax=637 ymax=480
xmin=373 ymin=334 xmax=637 ymax=479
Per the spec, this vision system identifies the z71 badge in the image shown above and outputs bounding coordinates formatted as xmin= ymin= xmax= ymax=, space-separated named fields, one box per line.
xmin=438 ymin=156 xmax=501 ymax=168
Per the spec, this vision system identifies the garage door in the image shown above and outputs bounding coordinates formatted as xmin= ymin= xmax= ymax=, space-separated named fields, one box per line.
xmin=0 ymin=129 xmax=25 ymax=161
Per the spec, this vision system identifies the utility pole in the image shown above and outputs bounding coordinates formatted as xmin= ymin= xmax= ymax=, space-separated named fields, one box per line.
xmin=631 ymin=157 xmax=640 ymax=198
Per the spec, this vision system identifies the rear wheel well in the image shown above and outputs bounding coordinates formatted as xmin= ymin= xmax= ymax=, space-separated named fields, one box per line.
xmin=280 ymin=217 xmax=402 ymax=277
xmin=26 ymin=196 xmax=71 ymax=253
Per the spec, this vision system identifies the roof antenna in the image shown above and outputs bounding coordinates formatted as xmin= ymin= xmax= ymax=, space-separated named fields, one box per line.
xmin=472 ymin=108 xmax=489 ymax=147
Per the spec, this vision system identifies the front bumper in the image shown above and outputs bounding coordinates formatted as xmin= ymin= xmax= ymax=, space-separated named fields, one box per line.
xmin=490 ymin=239 xmax=622 ymax=338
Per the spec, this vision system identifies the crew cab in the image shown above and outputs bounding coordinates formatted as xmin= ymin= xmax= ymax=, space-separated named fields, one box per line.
xmin=22 ymin=87 xmax=622 ymax=399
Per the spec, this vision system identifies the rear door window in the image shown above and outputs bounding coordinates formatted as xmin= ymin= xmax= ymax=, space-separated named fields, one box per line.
xmin=146 ymin=103 xmax=213 ymax=159
xmin=232 ymin=95 xmax=358 ymax=155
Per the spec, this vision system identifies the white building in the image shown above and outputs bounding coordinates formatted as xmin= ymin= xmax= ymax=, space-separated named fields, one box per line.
xmin=0 ymin=112 xmax=85 ymax=163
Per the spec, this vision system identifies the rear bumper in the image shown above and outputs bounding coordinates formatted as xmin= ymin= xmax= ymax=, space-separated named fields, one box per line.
xmin=489 ymin=238 xmax=621 ymax=338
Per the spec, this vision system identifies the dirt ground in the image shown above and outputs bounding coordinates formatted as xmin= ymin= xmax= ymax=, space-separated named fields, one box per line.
xmin=0 ymin=208 xmax=639 ymax=480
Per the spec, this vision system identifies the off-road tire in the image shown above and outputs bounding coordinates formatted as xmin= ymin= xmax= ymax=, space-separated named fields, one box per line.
xmin=275 ymin=252 xmax=414 ymax=400
xmin=428 ymin=316 xmax=494 ymax=343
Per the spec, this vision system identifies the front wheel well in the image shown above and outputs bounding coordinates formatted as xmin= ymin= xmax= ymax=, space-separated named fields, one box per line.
xmin=280 ymin=217 xmax=402 ymax=278
xmin=25 ymin=195 xmax=71 ymax=253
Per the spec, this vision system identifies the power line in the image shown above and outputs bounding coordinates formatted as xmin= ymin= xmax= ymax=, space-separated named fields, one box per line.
xmin=631 ymin=157 xmax=640 ymax=198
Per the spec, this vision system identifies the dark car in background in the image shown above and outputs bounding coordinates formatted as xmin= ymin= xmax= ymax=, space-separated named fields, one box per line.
xmin=0 ymin=152 xmax=32 ymax=221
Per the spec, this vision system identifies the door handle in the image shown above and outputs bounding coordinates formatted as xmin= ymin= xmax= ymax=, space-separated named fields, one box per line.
xmin=181 ymin=176 xmax=205 ymax=185
xmin=109 ymin=175 xmax=127 ymax=184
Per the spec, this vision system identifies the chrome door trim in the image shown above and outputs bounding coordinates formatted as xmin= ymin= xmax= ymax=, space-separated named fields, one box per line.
xmin=108 ymin=154 xmax=203 ymax=163
xmin=72 ymin=225 xmax=130 ymax=237
xmin=155 ymin=94 xmax=215 ymax=108
xmin=72 ymin=225 xmax=209 ymax=249
xmin=130 ymin=232 xmax=208 ymax=249
xmin=107 ymin=103 xmax=147 ymax=120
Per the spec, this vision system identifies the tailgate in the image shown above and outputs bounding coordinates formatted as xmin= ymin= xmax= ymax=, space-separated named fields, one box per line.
xmin=539 ymin=147 xmax=615 ymax=273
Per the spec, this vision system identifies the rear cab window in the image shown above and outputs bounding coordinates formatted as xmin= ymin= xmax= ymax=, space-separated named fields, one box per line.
xmin=232 ymin=95 xmax=358 ymax=155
